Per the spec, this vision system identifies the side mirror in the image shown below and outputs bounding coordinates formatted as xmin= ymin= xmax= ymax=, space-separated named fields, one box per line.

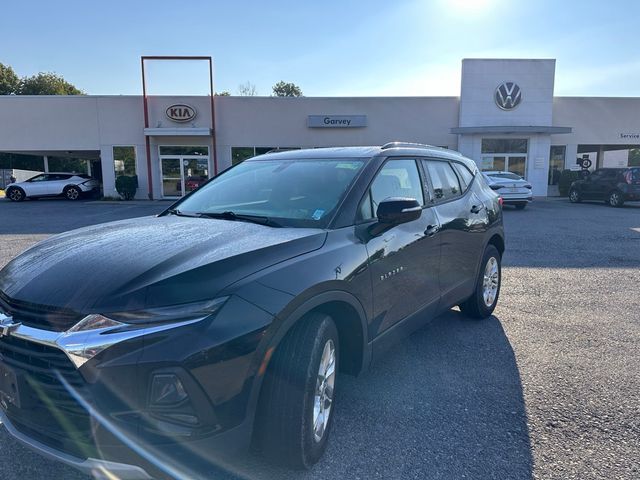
xmin=377 ymin=197 xmax=422 ymax=225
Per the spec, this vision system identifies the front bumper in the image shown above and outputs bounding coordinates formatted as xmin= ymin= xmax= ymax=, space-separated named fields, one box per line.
xmin=1 ymin=410 xmax=152 ymax=479
xmin=0 ymin=295 xmax=275 ymax=478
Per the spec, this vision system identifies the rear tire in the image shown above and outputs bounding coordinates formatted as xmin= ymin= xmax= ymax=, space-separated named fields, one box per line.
xmin=64 ymin=185 xmax=81 ymax=201
xmin=460 ymin=245 xmax=501 ymax=319
xmin=569 ymin=188 xmax=581 ymax=203
xmin=255 ymin=313 xmax=339 ymax=469
xmin=608 ymin=190 xmax=624 ymax=208
xmin=6 ymin=187 xmax=25 ymax=202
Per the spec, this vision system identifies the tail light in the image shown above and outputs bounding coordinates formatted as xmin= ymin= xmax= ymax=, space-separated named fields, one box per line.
xmin=498 ymin=197 xmax=504 ymax=206
xmin=624 ymin=170 xmax=640 ymax=185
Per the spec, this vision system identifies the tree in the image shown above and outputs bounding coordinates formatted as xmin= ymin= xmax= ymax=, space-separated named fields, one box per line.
xmin=215 ymin=91 xmax=231 ymax=96
xmin=0 ymin=63 xmax=20 ymax=95
xmin=237 ymin=81 xmax=257 ymax=96
xmin=20 ymin=72 xmax=84 ymax=95
xmin=272 ymin=81 xmax=303 ymax=97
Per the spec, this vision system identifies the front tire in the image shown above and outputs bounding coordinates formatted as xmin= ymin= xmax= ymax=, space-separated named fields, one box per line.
xmin=608 ymin=190 xmax=624 ymax=208
xmin=515 ymin=202 xmax=527 ymax=210
xmin=460 ymin=245 xmax=501 ymax=319
xmin=64 ymin=185 xmax=81 ymax=201
xmin=6 ymin=187 xmax=25 ymax=202
xmin=569 ymin=188 xmax=581 ymax=203
xmin=255 ymin=313 xmax=339 ymax=468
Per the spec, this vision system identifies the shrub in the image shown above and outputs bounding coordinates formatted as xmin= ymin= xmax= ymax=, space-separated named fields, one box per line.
xmin=115 ymin=175 xmax=138 ymax=200
xmin=558 ymin=169 xmax=583 ymax=196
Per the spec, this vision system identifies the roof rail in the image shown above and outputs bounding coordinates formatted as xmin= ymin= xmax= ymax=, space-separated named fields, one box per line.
xmin=381 ymin=141 xmax=436 ymax=150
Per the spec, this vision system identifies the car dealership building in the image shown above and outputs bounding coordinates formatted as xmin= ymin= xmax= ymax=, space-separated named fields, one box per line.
xmin=0 ymin=58 xmax=638 ymax=199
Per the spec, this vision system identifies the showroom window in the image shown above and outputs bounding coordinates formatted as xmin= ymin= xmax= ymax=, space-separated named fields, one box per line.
xmin=481 ymin=138 xmax=528 ymax=178
xmin=481 ymin=138 xmax=528 ymax=154
xmin=231 ymin=146 xmax=302 ymax=166
xmin=113 ymin=146 xmax=136 ymax=177
xmin=158 ymin=146 xmax=208 ymax=156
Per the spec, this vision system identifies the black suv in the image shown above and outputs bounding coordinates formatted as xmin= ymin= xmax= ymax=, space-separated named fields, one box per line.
xmin=569 ymin=167 xmax=640 ymax=207
xmin=0 ymin=143 xmax=504 ymax=479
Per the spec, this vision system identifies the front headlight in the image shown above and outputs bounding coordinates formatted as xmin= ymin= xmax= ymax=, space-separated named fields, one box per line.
xmin=58 ymin=297 xmax=229 ymax=368
xmin=100 ymin=297 xmax=229 ymax=325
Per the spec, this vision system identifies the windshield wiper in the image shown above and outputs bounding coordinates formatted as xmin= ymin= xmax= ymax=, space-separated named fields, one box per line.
xmin=165 ymin=208 xmax=202 ymax=218
xmin=197 ymin=211 xmax=282 ymax=227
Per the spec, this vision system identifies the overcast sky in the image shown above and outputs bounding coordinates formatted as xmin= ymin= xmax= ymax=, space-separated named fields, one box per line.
xmin=2 ymin=0 xmax=640 ymax=97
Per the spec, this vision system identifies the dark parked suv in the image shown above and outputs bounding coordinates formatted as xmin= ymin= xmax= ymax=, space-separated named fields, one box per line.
xmin=0 ymin=143 xmax=504 ymax=479
xmin=569 ymin=167 xmax=640 ymax=207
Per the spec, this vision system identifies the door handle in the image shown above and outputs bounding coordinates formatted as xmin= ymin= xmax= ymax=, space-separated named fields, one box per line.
xmin=425 ymin=224 xmax=440 ymax=237
xmin=470 ymin=204 xmax=484 ymax=214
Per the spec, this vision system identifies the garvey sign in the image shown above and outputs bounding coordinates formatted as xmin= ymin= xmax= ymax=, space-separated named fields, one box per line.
xmin=166 ymin=104 xmax=197 ymax=123
xmin=308 ymin=115 xmax=367 ymax=128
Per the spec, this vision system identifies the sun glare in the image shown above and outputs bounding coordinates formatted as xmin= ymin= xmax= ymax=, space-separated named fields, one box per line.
xmin=445 ymin=0 xmax=495 ymax=13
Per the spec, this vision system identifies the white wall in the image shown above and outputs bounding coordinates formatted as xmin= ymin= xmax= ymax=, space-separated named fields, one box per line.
xmin=213 ymin=96 xmax=460 ymax=171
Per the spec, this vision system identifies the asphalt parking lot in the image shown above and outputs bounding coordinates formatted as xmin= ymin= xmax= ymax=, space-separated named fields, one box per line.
xmin=0 ymin=198 xmax=639 ymax=479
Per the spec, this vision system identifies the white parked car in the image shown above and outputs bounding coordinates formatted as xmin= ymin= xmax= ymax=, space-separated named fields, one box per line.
xmin=482 ymin=171 xmax=532 ymax=209
xmin=5 ymin=173 xmax=99 ymax=202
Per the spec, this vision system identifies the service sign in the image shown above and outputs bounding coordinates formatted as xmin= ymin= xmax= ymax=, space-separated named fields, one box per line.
xmin=166 ymin=104 xmax=197 ymax=123
xmin=308 ymin=115 xmax=367 ymax=128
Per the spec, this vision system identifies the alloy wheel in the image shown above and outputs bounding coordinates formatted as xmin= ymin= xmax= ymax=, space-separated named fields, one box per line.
xmin=482 ymin=257 xmax=499 ymax=308
xmin=609 ymin=192 xmax=620 ymax=207
xmin=313 ymin=339 xmax=336 ymax=443
xmin=8 ymin=189 xmax=23 ymax=201
xmin=66 ymin=188 xmax=79 ymax=200
xmin=569 ymin=190 xmax=579 ymax=202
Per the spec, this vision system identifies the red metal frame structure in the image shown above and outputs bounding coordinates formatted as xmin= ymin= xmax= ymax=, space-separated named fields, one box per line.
xmin=141 ymin=56 xmax=218 ymax=200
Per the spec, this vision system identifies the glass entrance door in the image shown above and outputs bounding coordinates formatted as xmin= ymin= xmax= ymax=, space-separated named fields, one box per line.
xmin=161 ymin=158 xmax=181 ymax=197
xmin=160 ymin=155 xmax=210 ymax=198
xmin=481 ymin=155 xmax=527 ymax=178
xmin=182 ymin=157 xmax=209 ymax=194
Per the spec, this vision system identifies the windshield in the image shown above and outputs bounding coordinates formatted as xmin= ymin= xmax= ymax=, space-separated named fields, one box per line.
xmin=173 ymin=158 xmax=366 ymax=227
xmin=487 ymin=172 xmax=523 ymax=180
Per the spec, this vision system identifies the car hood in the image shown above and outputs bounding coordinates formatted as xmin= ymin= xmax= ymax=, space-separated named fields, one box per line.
xmin=0 ymin=216 xmax=326 ymax=313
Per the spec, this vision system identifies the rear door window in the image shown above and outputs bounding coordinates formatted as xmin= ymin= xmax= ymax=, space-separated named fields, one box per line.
xmin=451 ymin=162 xmax=475 ymax=191
xmin=422 ymin=160 xmax=462 ymax=202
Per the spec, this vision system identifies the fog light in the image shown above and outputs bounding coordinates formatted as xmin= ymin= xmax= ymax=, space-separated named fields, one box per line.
xmin=150 ymin=374 xmax=188 ymax=406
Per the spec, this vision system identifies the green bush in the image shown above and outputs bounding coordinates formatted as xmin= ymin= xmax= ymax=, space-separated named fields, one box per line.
xmin=115 ymin=175 xmax=138 ymax=200
xmin=558 ymin=169 xmax=583 ymax=196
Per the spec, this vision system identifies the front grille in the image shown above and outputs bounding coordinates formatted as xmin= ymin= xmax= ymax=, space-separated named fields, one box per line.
xmin=0 ymin=291 xmax=82 ymax=331
xmin=0 ymin=335 xmax=97 ymax=458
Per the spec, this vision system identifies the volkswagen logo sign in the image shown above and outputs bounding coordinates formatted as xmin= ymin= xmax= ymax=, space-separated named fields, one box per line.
xmin=495 ymin=82 xmax=522 ymax=110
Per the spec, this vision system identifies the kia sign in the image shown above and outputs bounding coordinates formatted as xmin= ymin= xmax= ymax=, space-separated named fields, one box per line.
xmin=494 ymin=82 xmax=522 ymax=110
xmin=308 ymin=115 xmax=367 ymax=128
xmin=166 ymin=104 xmax=197 ymax=122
